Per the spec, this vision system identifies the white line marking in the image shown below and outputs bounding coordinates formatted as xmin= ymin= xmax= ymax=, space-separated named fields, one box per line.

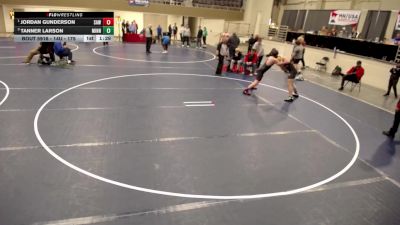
xmin=34 ymin=73 xmax=360 ymax=200
xmin=185 ymin=104 xmax=215 ymax=107
xmin=0 ymin=80 xmax=10 ymax=106
xmin=0 ymin=103 xmax=268 ymax=113
xmin=183 ymin=101 xmax=213 ymax=104
xmin=1 ymin=129 xmax=315 ymax=152
xmin=30 ymin=176 xmax=388 ymax=225
xmin=92 ymin=45 xmax=216 ymax=64
xmin=0 ymin=46 xmax=16 ymax=48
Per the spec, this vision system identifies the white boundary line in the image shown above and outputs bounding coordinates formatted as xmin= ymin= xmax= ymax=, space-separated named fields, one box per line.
xmin=0 ymin=43 xmax=79 ymax=59
xmin=185 ymin=104 xmax=215 ymax=107
xmin=0 ymin=80 xmax=10 ymax=106
xmin=33 ymin=73 xmax=360 ymax=200
xmin=183 ymin=101 xmax=212 ymax=104
xmin=92 ymin=45 xmax=216 ymax=64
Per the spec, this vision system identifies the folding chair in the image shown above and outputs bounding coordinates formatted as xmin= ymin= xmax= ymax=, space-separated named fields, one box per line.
xmin=315 ymin=56 xmax=329 ymax=71
xmin=344 ymin=79 xmax=361 ymax=92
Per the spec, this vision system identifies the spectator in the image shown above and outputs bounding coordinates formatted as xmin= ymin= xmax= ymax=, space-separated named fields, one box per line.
xmin=319 ymin=26 xmax=328 ymax=36
xmin=196 ymin=26 xmax=203 ymax=48
xmin=383 ymin=64 xmax=400 ymax=98
xmin=145 ymin=24 xmax=153 ymax=54
xmin=128 ymin=22 xmax=135 ymax=33
xmin=133 ymin=20 xmax=138 ymax=34
xmin=161 ymin=32 xmax=170 ymax=53
xmin=291 ymin=40 xmax=304 ymax=75
xmin=351 ymin=26 xmax=359 ymax=39
xmin=121 ymin=19 xmax=127 ymax=35
xmin=173 ymin=23 xmax=178 ymax=41
xmin=252 ymin=36 xmax=264 ymax=68
xmin=157 ymin=25 xmax=162 ymax=43
xmin=338 ymin=60 xmax=364 ymax=91
xmin=125 ymin=20 xmax=130 ymax=32
xmin=182 ymin=25 xmax=191 ymax=47
xmin=53 ymin=42 xmax=74 ymax=64
xmin=215 ymin=37 xmax=229 ymax=75
xmin=330 ymin=26 xmax=337 ymax=36
xmin=168 ymin=24 xmax=172 ymax=37
xmin=393 ymin=32 xmax=400 ymax=45
xmin=230 ymin=48 xmax=243 ymax=72
xmin=383 ymin=98 xmax=400 ymax=139
xmin=179 ymin=24 xmax=185 ymax=45
xmin=202 ymin=26 xmax=208 ymax=47
xmin=243 ymin=48 xmax=258 ymax=76
xmin=247 ymin=34 xmax=256 ymax=53
xmin=297 ymin=36 xmax=306 ymax=69
xmin=227 ymin=32 xmax=240 ymax=59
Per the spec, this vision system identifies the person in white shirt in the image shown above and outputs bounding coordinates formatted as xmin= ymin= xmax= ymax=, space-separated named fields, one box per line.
xmin=252 ymin=36 xmax=264 ymax=67
xmin=145 ymin=24 xmax=153 ymax=53
xmin=179 ymin=24 xmax=185 ymax=45
xmin=182 ymin=25 xmax=191 ymax=47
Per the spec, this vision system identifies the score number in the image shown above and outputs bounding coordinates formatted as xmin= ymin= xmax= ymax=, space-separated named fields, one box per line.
xmin=102 ymin=18 xmax=114 ymax=26
xmin=102 ymin=18 xmax=114 ymax=35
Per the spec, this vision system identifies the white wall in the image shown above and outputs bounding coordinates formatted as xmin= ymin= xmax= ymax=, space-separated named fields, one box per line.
xmin=244 ymin=0 xmax=274 ymax=36
xmin=262 ymin=39 xmax=394 ymax=90
xmin=201 ymin=19 xmax=225 ymax=46
xmin=168 ymin=15 xmax=183 ymax=27
xmin=143 ymin=13 xmax=167 ymax=32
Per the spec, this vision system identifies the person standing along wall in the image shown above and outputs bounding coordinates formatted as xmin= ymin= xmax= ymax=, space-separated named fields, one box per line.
xmin=157 ymin=25 xmax=162 ymax=43
xmin=173 ymin=23 xmax=178 ymax=42
xmin=202 ymin=26 xmax=208 ymax=47
xmin=182 ymin=25 xmax=191 ymax=47
xmin=179 ymin=24 xmax=185 ymax=45
xmin=196 ymin=26 xmax=203 ymax=48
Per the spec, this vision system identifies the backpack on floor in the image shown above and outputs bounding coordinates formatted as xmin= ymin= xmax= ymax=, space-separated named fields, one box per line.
xmin=331 ymin=65 xmax=342 ymax=76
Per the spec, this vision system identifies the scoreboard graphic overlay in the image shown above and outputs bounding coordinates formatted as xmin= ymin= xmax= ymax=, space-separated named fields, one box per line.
xmin=14 ymin=12 xmax=114 ymax=42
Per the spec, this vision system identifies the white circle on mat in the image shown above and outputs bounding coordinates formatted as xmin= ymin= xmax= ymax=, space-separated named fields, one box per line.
xmin=34 ymin=73 xmax=360 ymax=200
xmin=0 ymin=80 xmax=10 ymax=106
xmin=92 ymin=45 xmax=216 ymax=63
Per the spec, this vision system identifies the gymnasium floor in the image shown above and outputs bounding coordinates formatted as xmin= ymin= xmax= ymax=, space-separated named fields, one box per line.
xmin=0 ymin=38 xmax=399 ymax=225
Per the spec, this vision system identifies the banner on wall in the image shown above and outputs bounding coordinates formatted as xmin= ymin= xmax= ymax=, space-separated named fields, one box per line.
xmin=396 ymin=11 xmax=400 ymax=30
xmin=328 ymin=10 xmax=361 ymax=26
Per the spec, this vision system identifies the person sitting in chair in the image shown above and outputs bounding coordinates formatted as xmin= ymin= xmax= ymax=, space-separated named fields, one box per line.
xmin=242 ymin=48 xmax=258 ymax=76
xmin=229 ymin=48 xmax=243 ymax=72
xmin=338 ymin=60 xmax=364 ymax=91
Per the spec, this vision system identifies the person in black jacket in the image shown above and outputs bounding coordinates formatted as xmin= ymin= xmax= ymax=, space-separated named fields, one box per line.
xmin=384 ymin=64 xmax=400 ymax=98
xmin=227 ymin=33 xmax=240 ymax=72
xmin=196 ymin=26 xmax=203 ymax=48
xmin=215 ymin=38 xmax=229 ymax=75
xmin=247 ymin=34 xmax=256 ymax=53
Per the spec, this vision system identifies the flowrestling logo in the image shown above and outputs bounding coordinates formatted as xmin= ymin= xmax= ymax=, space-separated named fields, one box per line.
xmin=128 ymin=0 xmax=149 ymax=6
xmin=329 ymin=10 xmax=361 ymax=26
